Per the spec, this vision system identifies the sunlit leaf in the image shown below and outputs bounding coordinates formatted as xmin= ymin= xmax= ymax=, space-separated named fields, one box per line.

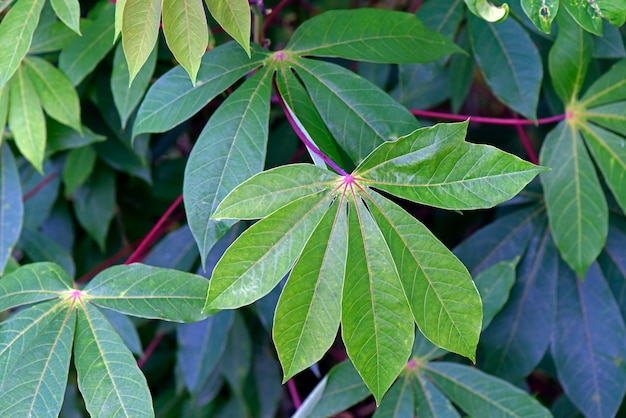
xmin=0 ymin=263 xmax=72 ymax=311
xmin=50 ymin=0 xmax=80 ymax=34
xmin=521 ymin=0 xmax=558 ymax=33
xmin=121 ymin=0 xmax=161 ymax=83
xmin=206 ymin=0 xmax=250 ymax=56
xmin=561 ymin=0 xmax=603 ymax=35
xmin=465 ymin=0 xmax=509 ymax=22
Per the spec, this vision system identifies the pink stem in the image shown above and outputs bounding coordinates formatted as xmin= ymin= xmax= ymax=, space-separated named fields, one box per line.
xmin=512 ymin=115 xmax=539 ymax=165
xmin=287 ymin=379 xmax=302 ymax=409
xmin=410 ymin=109 xmax=565 ymax=126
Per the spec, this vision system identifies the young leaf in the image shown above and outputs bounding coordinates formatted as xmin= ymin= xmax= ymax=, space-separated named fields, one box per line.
xmin=84 ymin=263 xmax=209 ymax=322
xmin=205 ymin=192 xmax=331 ymax=310
xmin=521 ymin=0 xmax=558 ymax=33
xmin=273 ymin=198 xmax=347 ymax=380
xmin=121 ymin=0 xmax=161 ymax=83
xmin=63 ymin=145 xmax=97 ymax=195
xmin=551 ymin=262 xmax=626 ymax=418
xmin=0 ymin=262 xmax=72 ymax=311
xmin=365 ymin=191 xmax=482 ymax=361
xmin=59 ymin=3 xmax=115 ymax=85
xmin=356 ymin=121 xmax=545 ymax=210
xmin=213 ymin=163 xmax=340 ymax=220
xmin=74 ymin=303 xmax=154 ymax=417
xmin=474 ymin=258 xmax=517 ymax=331
xmin=469 ymin=14 xmax=543 ymax=120
xmin=286 ymin=9 xmax=462 ymax=63
xmin=423 ymin=362 xmax=552 ymax=416
xmin=162 ymin=0 xmax=208 ymax=84
xmin=8 ymin=64 xmax=46 ymax=172
xmin=540 ymin=121 xmax=607 ymax=276
xmin=0 ymin=0 xmax=45 ymax=91
xmin=24 ymin=56 xmax=82 ymax=133
xmin=465 ymin=0 xmax=509 ymax=22
xmin=0 ymin=302 xmax=75 ymax=417
xmin=342 ymin=198 xmax=414 ymax=404
xmin=560 ymin=0 xmax=603 ymax=35
xmin=0 ymin=143 xmax=23 ymax=275
xmin=293 ymin=58 xmax=420 ymax=163
xmin=549 ymin=10 xmax=592 ymax=104
xmin=184 ymin=68 xmax=272 ymax=265
xmin=50 ymin=0 xmax=80 ymax=34
xmin=133 ymin=42 xmax=268 ymax=136
xmin=205 ymin=0 xmax=250 ymax=57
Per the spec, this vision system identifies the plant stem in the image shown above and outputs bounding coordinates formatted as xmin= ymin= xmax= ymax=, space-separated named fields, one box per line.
xmin=512 ymin=115 xmax=539 ymax=165
xmin=287 ymin=379 xmax=302 ymax=409
xmin=410 ymin=109 xmax=565 ymax=126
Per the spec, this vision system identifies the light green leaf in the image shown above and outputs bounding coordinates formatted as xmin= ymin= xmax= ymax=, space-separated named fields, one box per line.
xmin=58 ymin=3 xmax=115 ymax=85
xmin=597 ymin=0 xmax=626 ymax=26
xmin=342 ymin=198 xmax=414 ymax=404
xmin=293 ymin=58 xmax=419 ymax=163
xmin=184 ymin=67 xmax=272 ymax=265
xmin=366 ymin=191 xmax=481 ymax=361
xmin=521 ymin=0 xmax=558 ymax=33
xmin=63 ymin=145 xmax=97 ymax=195
xmin=273 ymin=198 xmax=347 ymax=380
xmin=0 ymin=0 xmax=45 ymax=91
xmin=121 ymin=0 xmax=161 ymax=83
xmin=50 ymin=0 xmax=80 ymax=34
xmin=424 ymin=362 xmax=551 ymax=417
xmin=114 ymin=0 xmax=126 ymax=40
xmin=20 ymin=229 xmax=76 ymax=279
xmin=74 ymin=303 xmax=154 ymax=417
xmin=47 ymin=121 xmax=105 ymax=152
xmin=540 ymin=121 xmax=607 ymax=276
xmin=561 ymin=0 xmax=603 ymax=35
xmin=205 ymin=192 xmax=331 ymax=310
xmin=286 ymin=8 xmax=461 ymax=63
xmin=0 ymin=301 xmax=74 ymax=417
xmin=24 ymin=56 xmax=81 ymax=132
xmin=579 ymin=59 xmax=626 ymax=108
xmin=0 ymin=263 xmax=72 ymax=311
xmin=111 ymin=41 xmax=157 ymax=129
xmin=8 ymin=64 xmax=46 ymax=172
xmin=0 ymin=85 xmax=8 ymax=131
xmin=474 ymin=258 xmax=517 ymax=330
xmin=356 ymin=121 xmax=545 ymax=210
xmin=84 ymin=263 xmax=208 ymax=322
xmin=162 ymin=0 xmax=208 ymax=84
xmin=133 ymin=42 xmax=268 ymax=136
xmin=213 ymin=164 xmax=340 ymax=220
xmin=469 ymin=13 xmax=543 ymax=120
xmin=206 ymin=0 xmax=250 ymax=56
xmin=0 ymin=143 xmax=22 ymax=275
xmin=465 ymin=0 xmax=510 ymax=22
xmin=549 ymin=10 xmax=592 ymax=104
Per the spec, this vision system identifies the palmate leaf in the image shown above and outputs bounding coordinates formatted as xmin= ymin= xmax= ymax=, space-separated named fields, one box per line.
xmin=207 ymin=121 xmax=544 ymax=402
xmin=0 ymin=262 xmax=71 ymax=311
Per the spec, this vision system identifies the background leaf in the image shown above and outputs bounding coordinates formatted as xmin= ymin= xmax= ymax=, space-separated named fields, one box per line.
xmin=561 ymin=0 xmax=603 ymax=35
xmin=206 ymin=0 xmax=250 ymax=56
xmin=121 ymin=0 xmax=161 ymax=82
xmin=474 ymin=258 xmax=517 ymax=330
xmin=521 ymin=0 xmax=558 ymax=33
xmin=0 ymin=143 xmax=22 ymax=275
xmin=63 ymin=145 xmax=97 ymax=195
xmin=20 ymin=228 xmax=76 ymax=279
xmin=50 ymin=0 xmax=80 ymax=34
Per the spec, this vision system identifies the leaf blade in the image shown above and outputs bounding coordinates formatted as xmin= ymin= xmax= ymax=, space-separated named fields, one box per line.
xmin=206 ymin=0 xmax=250 ymax=56
xmin=0 ymin=143 xmax=23 ymax=275
xmin=121 ymin=0 xmax=161 ymax=82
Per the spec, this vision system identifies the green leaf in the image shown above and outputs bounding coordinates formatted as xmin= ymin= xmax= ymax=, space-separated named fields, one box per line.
xmin=549 ymin=10 xmax=592 ymax=104
xmin=521 ymin=0 xmax=558 ymax=33
xmin=540 ymin=121 xmax=607 ymax=276
xmin=342 ymin=198 xmax=414 ymax=404
xmin=114 ymin=0 xmax=126 ymax=40
xmin=594 ymin=24 xmax=626 ymax=59
xmin=213 ymin=164 xmax=340 ymax=220
xmin=133 ymin=42 xmax=268 ymax=136
xmin=465 ymin=0 xmax=510 ymax=22
xmin=63 ymin=145 xmax=97 ymax=195
xmin=0 ymin=302 xmax=75 ymax=417
xmin=22 ymin=160 xmax=60 ymax=229
xmin=30 ymin=6 xmax=81 ymax=54
xmin=423 ymin=362 xmax=552 ymax=417
xmin=58 ymin=3 xmax=115 ymax=86
xmin=111 ymin=41 xmax=157 ymax=129
xmin=219 ymin=311 xmax=251 ymax=395
xmin=24 ymin=56 xmax=81 ymax=132
xmin=205 ymin=192 xmax=331 ymax=310
xmin=0 ymin=85 xmax=8 ymax=131
xmin=413 ymin=370 xmax=461 ymax=418
xmin=100 ymin=308 xmax=142 ymax=356
xmin=121 ymin=0 xmax=161 ymax=83
xmin=373 ymin=371 xmax=414 ymax=418
xmin=286 ymin=9 xmax=461 ymax=63
xmin=551 ymin=262 xmax=626 ymax=418
xmin=356 ymin=121 xmax=545 ymax=210
xmin=561 ymin=0 xmax=603 ymax=35
xmin=184 ymin=67 xmax=272 ymax=265
xmin=273 ymin=198 xmax=347 ymax=380
xmin=474 ymin=258 xmax=517 ymax=331
xmin=468 ymin=14 xmax=543 ymax=120
xmin=162 ymin=0 xmax=208 ymax=84
xmin=50 ymin=0 xmax=80 ymax=34
xmin=416 ymin=0 xmax=465 ymax=40
xmin=0 ymin=0 xmax=45 ymax=91
xmin=8 ymin=64 xmax=46 ymax=172
xmin=205 ymin=0 xmax=250 ymax=56
xmin=584 ymin=102 xmax=626 ymax=137
xmin=449 ymin=27 xmax=474 ymax=113
xmin=293 ymin=360 xmax=370 ymax=418
xmin=0 ymin=262 xmax=71 ymax=312
xmin=0 ymin=143 xmax=22 ymax=275
xmin=365 ymin=191 xmax=482 ymax=361
xmin=20 ymin=228 xmax=76 ymax=279
xmin=293 ymin=58 xmax=420 ymax=163
xmin=579 ymin=59 xmax=626 ymax=108
xmin=597 ymin=0 xmax=626 ymax=26
xmin=47 ymin=121 xmax=105 ymax=152
xmin=72 ymin=165 xmax=116 ymax=251
xmin=74 ymin=303 xmax=154 ymax=417
xmin=84 ymin=263 xmax=209 ymax=322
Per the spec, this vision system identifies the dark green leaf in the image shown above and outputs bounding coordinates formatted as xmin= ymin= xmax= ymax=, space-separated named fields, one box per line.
xmin=63 ymin=145 xmax=97 ymax=195
xmin=20 ymin=228 xmax=75 ymax=279
xmin=100 ymin=308 xmax=143 ymax=356
xmin=594 ymin=24 xmax=626 ymax=58
xmin=449 ymin=27 xmax=474 ymax=113
xmin=0 ymin=143 xmax=22 ymax=275
xmin=143 ymin=225 xmax=198 ymax=271
xmin=21 ymin=159 xmax=60 ymax=229
xmin=600 ymin=216 xmax=626 ymax=320
xmin=286 ymin=9 xmax=462 ymax=63
xmin=47 ymin=120 xmax=105 ymax=152
xmin=416 ymin=0 xmax=465 ymax=39
xmin=220 ymin=312 xmax=251 ymax=395
xmin=373 ymin=371 xmax=414 ymax=418
xmin=0 ymin=85 xmax=8 ymax=131
xmin=413 ymin=369 xmax=461 ymax=417
xmin=579 ymin=59 xmax=626 ymax=108
xmin=474 ymin=257 xmax=517 ymax=331
xmin=561 ymin=0 xmax=603 ymax=35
